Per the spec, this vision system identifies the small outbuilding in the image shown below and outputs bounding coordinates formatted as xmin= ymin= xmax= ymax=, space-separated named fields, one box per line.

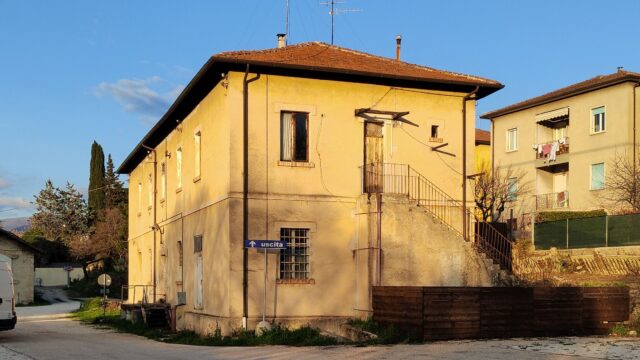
xmin=0 ymin=228 xmax=38 ymax=304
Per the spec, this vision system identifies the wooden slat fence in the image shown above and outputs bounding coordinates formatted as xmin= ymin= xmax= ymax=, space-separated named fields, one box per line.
xmin=373 ymin=286 xmax=629 ymax=341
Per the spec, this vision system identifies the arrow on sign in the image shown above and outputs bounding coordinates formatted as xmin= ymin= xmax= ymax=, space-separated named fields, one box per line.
xmin=249 ymin=240 xmax=256 ymax=248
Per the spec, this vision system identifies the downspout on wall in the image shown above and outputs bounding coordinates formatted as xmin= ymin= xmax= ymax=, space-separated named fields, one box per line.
xmin=243 ymin=65 xmax=260 ymax=329
xmin=634 ymin=82 xmax=639 ymax=204
xmin=462 ymin=86 xmax=480 ymax=241
xmin=141 ymin=144 xmax=157 ymax=303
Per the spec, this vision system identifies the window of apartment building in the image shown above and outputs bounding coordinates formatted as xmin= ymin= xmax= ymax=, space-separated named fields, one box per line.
xmin=553 ymin=126 xmax=567 ymax=141
xmin=591 ymin=106 xmax=606 ymax=134
xmin=137 ymin=181 xmax=142 ymax=215
xmin=194 ymin=131 xmax=202 ymax=180
xmin=177 ymin=240 xmax=183 ymax=267
xmin=507 ymin=177 xmax=518 ymax=201
xmin=176 ymin=147 xmax=183 ymax=190
xmin=194 ymin=235 xmax=203 ymax=308
xmin=160 ymin=163 xmax=166 ymax=200
xmin=279 ymin=228 xmax=310 ymax=280
xmin=591 ymin=163 xmax=605 ymax=190
xmin=147 ymin=173 xmax=153 ymax=209
xmin=280 ymin=112 xmax=309 ymax=162
xmin=506 ymin=128 xmax=518 ymax=152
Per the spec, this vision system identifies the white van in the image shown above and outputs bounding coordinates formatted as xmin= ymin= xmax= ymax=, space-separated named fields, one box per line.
xmin=0 ymin=254 xmax=16 ymax=330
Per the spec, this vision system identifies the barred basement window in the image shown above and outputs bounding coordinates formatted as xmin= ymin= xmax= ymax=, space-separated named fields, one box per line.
xmin=279 ymin=228 xmax=310 ymax=280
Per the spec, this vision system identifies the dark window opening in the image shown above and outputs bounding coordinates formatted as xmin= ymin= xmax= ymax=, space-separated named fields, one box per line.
xmin=281 ymin=112 xmax=309 ymax=161
xmin=431 ymin=125 xmax=439 ymax=138
xmin=194 ymin=235 xmax=202 ymax=253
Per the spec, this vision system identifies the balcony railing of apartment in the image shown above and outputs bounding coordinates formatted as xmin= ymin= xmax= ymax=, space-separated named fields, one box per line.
xmin=536 ymin=191 xmax=569 ymax=210
xmin=535 ymin=138 xmax=569 ymax=161
xmin=361 ymin=162 xmax=513 ymax=271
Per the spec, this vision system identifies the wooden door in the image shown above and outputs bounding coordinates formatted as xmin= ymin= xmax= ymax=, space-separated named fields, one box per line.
xmin=364 ymin=122 xmax=384 ymax=193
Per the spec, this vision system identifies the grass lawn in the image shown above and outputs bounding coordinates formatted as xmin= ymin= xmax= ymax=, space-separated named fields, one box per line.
xmin=72 ymin=297 xmax=344 ymax=346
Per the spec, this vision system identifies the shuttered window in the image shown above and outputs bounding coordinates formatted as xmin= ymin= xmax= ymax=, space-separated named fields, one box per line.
xmin=591 ymin=163 xmax=605 ymax=190
xmin=506 ymin=128 xmax=518 ymax=152
xmin=176 ymin=147 xmax=182 ymax=189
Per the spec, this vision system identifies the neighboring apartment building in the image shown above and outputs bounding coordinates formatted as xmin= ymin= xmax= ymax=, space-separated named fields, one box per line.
xmin=475 ymin=128 xmax=491 ymax=172
xmin=118 ymin=39 xmax=503 ymax=334
xmin=0 ymin=228 xmax=38 ymax=304
xmin=482 ymin=70 xmax=640 ymax=218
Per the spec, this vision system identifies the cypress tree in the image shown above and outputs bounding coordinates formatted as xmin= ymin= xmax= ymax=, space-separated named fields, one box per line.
xmin=88 ymin=141 xmax=105 ymax=214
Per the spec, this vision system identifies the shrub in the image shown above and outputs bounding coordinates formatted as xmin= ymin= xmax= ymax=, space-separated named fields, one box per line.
xmin=536 ymin=210 xmax=607 ymax=223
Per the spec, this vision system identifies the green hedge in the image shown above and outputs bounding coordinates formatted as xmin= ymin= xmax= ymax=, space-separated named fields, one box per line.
xmin=536 ymin=210 xmax=607 ymax=223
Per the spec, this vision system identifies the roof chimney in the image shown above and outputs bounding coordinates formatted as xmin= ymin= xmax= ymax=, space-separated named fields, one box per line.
xmin=395 ymin=35 xmax=402 ymax=61
xmin=277 ymin=33 xmax=286 ymax=48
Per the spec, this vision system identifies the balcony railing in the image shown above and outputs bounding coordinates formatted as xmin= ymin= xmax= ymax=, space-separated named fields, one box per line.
xmin=536 ymin=191 xmax=569 ymax=210
xmin=535 ymin=138 xmax=569 ymax=160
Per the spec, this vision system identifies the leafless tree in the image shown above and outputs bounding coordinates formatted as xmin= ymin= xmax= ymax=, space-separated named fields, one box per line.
xmin=604 ymin=152 xmax=640 ymax=212
xmin=471 ymin=164 xmax=530 ymax=222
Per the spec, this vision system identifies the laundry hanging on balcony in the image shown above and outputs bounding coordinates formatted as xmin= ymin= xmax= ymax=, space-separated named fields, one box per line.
xmin=533 ymin=137 xmax=568 ymax=163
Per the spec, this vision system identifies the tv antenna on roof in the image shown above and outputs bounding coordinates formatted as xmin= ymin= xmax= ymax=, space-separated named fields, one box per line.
xmin=320 ymin=0 xmax=362 ymax=45
xmin=284 ymin=0 xmax=290 ymax=45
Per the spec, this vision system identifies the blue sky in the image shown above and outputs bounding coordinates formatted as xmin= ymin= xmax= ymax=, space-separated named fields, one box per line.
xmin=1 ymin=0 xmax=639 ymax=219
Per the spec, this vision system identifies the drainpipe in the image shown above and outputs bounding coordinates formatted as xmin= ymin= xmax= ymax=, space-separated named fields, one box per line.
xmin=634 ymin=82 xmax=639 ymax=207
xmin=141 ymin=144 xmax=157 ymax=303
xmin=462 ymin=86 xmax=480 ymax=241
xmin=243 ymin=65 xmax=260 ymax=329
xmin=376 ymin=192 xmax=382 ymax=286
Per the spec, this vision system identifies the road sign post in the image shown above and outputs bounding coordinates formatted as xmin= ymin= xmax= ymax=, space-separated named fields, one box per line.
xmin=97 ymin=273 xmax=112 ymax=317
xmin=244 ymin=240 xmax=287 ymax=325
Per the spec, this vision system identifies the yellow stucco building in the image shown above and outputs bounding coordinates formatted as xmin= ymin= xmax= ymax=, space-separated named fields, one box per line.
xmin=482 ymin=70 xmax=640 ymax=220
xmin=475 ymin=128 xmax=491 ymax=172
xmin=118 ymin=40 xmax=504 ymax=334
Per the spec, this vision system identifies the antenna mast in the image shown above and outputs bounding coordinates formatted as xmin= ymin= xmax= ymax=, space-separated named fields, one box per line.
xmin=285 ymin=0 xmax=290 ymax=45
xmin=320 ymin=0 xmax=361 ymax=45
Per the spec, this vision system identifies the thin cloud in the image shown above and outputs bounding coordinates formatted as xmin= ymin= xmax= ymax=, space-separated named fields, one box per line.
xmin=0 ymin=178 xmax=8 ymax=190
xmin=96 ymin=76 xmax=183 ymax=120
xmin=0 ymin=196 xmax=31 ymax=210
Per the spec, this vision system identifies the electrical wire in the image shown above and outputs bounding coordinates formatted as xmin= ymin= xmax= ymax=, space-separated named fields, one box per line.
xmin=398 ymin=126 xmax=462 ymax=176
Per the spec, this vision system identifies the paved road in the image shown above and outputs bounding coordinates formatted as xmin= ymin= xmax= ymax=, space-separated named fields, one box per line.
xmin=1 ymin=299 xmax=640 ymax=359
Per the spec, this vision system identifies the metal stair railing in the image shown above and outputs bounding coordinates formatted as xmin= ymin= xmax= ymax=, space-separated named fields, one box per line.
xmin=361 ymin=162 xmax=513 ymax=271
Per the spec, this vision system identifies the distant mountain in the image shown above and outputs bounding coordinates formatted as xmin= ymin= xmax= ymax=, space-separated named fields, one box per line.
xmin=0 ymin=217 xmax=30 ymax=234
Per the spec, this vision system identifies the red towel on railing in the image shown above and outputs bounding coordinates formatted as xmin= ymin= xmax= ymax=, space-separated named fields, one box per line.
xmin=541 ymin=143 xmax=552 ymax=157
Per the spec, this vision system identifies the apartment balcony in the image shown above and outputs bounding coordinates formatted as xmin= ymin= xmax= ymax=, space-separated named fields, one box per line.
xmin=535 ymin=138 xmax=569 ymax=170
xmin=536 ymin=191 xmax=569 ymax=211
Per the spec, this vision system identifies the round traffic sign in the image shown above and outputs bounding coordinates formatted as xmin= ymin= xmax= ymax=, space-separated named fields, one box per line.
xmin=97 ymin=273 xmax=112 ymax=287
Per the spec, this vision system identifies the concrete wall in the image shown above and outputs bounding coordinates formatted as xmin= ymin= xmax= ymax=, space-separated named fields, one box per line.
xmin=0 ymin=236 xmax=34 ymax=304
xmin=35 ymin=268 xmax=84 ymax=287
xmin=491 ymin=82 xmax=640 ymax=218
xmin=126 ymin=71 xmax=481 ymax=335
xmin=358 ymin=194 xmax=494 ymax=288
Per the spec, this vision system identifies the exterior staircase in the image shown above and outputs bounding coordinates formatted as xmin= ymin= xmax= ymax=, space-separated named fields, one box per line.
xmin=362 ymin=163 xmax=515 ymax=284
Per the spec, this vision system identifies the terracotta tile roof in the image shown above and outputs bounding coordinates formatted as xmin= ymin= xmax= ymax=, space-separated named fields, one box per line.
xmin=481 ymin=70 xmax=640 ymax=119
xmin=118 ymin=42 xmax=502 ymax=174
xmin=475 ymin=129 xmax=490 ymax=145
xmin=213 ymin=42 xmax=502 ymax=89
